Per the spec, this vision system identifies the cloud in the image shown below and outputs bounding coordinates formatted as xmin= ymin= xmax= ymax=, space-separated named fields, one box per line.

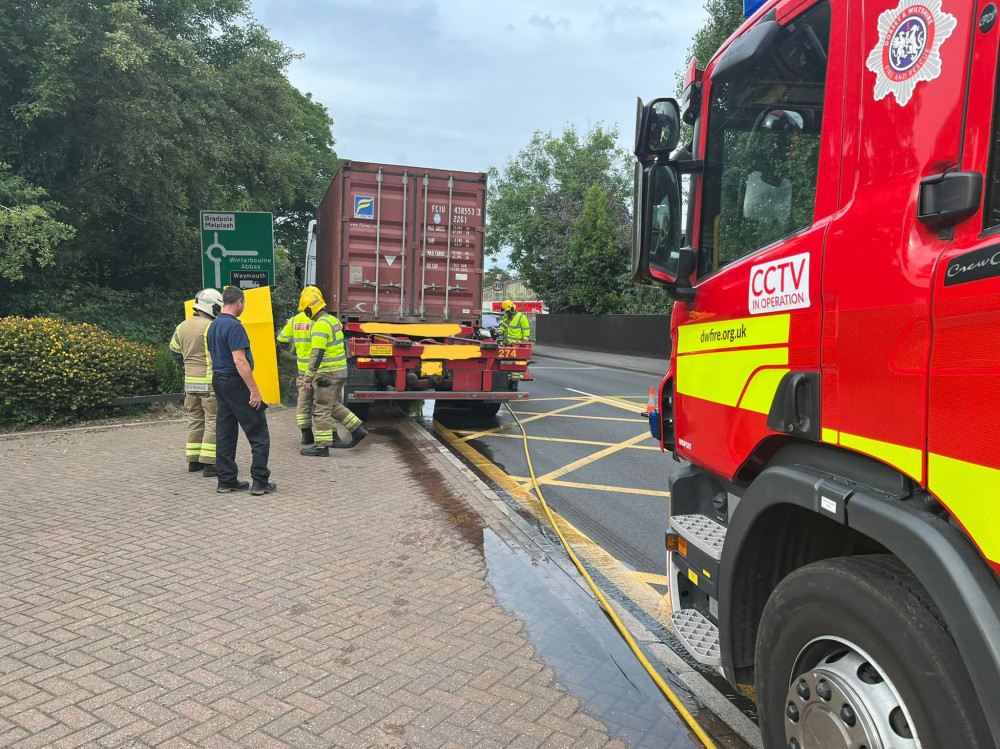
xmin=253 ymin=0 xmax=709 ymax=172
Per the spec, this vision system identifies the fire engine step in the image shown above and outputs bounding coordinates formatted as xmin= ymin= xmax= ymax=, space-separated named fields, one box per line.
xmin=670 ymin=514 xmax=726 ymax=561
xmin=670 ymin=608 xmax=722 ymax=666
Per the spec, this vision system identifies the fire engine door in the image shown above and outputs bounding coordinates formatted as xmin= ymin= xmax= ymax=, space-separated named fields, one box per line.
xmin=673 ymin=0 xmax=838 ymax=480
xmin=926 ymin=4 xmax=1000 ymax=575
xmin=821 ymin=0 xmax=970 ymax=486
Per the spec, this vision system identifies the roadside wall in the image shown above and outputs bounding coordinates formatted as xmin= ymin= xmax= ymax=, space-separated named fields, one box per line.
xmin=535 ymin=315 xmax=670 ymax=358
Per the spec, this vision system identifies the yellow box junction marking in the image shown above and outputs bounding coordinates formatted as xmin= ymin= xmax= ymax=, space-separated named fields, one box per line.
xmin=535 ymin=433 xmax=655 ymax=484
xmin=461 ymin=399 xmax=597 ymax=441
xmin=434 ymin=420 xmax=676 ymax=630
xmin=542 ymin=480 xmax=671 ymax=498
xmin=454 ymin=432 xmax=661 ymax=451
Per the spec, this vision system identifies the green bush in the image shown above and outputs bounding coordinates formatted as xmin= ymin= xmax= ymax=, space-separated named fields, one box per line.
xmin=154 ymin=344 xmax=185 ymax=395
xmin=0 ymin=317 xmax=157 ymax=428
xmin=1 ymin=283 xmax=187 ymax=344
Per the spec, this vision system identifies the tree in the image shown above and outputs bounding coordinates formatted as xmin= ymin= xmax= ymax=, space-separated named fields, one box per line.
xmin=679 ymin=0 xmax=746 ymax=90
xmin=567 ymin=184 xmax=625 ymax=314
xmin=0 ymin=163 xmax=74 ymax=282
xmin=486 ymin=125 xmax=640 ymax=313
xmin=0 ymin=0 xmax=337 ymax=330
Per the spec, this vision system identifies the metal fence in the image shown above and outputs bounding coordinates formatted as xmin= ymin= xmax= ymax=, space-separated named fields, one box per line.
xmin=535 ymin=314 xmax=670 ymax=358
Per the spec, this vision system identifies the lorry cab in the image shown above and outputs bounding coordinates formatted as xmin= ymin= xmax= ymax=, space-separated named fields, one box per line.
xmin=633 ymin=0 xmax=1000 ymax=746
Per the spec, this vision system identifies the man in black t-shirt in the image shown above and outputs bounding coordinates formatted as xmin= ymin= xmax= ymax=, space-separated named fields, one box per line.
xmin=206 ymin=286 xmax=275 ymax=496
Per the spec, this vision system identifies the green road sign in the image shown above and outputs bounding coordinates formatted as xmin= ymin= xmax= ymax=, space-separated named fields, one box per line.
xmin=200 ymin=211 xmax=274 ymax=290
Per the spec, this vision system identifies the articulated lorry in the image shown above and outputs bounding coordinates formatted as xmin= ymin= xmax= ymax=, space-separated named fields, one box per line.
xmin=633 ymin=0 xmax=1000 ymax=746
xmin=305 ymin=160 xmax=530 ymax=417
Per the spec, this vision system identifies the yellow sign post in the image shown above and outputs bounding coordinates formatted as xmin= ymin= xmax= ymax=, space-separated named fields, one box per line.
xmin=185 ymin=286 xmax=281 ymax=404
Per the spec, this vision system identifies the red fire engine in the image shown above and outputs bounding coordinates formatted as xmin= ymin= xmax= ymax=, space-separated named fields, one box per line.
xmin=633 ymin=0 xmax=1000 ymax=746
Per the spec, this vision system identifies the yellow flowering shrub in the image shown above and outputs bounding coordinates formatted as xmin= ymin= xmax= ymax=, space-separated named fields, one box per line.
xmin=0 ymin=317 xmax=156 ymax=428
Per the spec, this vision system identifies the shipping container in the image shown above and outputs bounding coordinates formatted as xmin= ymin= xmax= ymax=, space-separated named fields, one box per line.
xmin=305 ymin=160 xmax=530 ymax=414
xmin=314 ymin=160 xmax=486 ymax=327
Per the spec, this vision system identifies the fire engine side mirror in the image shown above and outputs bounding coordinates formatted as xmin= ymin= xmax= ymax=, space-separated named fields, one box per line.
xmin=634 ymin=98 xmax=681 ymax=161
xmin=633 ymin=161 xmax=694 ymax=300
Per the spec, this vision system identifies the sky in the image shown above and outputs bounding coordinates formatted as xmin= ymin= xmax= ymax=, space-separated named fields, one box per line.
xmin=253 ymin=0 xmax=709 ymax=175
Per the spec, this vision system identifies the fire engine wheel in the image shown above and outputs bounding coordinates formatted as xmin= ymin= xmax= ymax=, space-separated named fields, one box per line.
xmin=755 ymin=555 xmax=991 ymax=749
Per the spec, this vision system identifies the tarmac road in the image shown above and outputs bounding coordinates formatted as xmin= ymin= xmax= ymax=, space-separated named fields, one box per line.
xmin=433 ymin=351 xmax=676 ymax=578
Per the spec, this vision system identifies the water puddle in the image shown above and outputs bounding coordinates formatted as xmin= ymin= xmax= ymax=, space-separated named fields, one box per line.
xmin=482 ymin=529 xmax=699 ymax=748
xmin=380 ymin=414 xmax=701 ymax=747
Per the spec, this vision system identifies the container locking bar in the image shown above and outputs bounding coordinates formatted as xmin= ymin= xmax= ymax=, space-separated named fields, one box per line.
xmin=373 ymin=168 xmax=383 ymax=318
xmin=420 ymin=174 xmax=430 ymax=320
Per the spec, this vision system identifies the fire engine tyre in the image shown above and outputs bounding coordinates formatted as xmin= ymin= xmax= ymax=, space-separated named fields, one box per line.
xmin=755 ymin=555 xmax=992 ymax=749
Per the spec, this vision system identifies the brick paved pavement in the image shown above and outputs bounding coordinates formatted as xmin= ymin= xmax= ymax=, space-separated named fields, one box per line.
xmin=0 ymin=410 xmax=632 ymax=748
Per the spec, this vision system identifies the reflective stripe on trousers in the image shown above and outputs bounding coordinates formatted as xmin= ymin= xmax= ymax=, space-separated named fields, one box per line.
xmin=184 ymin=392 xmax=217 ymax=463
xmin=311 ymin=375 xmax=361 ymax=445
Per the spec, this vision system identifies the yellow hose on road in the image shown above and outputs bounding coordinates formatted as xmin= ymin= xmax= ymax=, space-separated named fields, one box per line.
xmin=506 ymin=404 xmax=719 ymax=749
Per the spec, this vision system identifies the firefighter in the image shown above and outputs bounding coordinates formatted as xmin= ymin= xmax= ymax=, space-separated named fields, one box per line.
xmin=499 ymin=299 xmax=531 ymax=389
xmin=276 ymin=288 xmax=321 ymax=445
xmin=169 ymin=288 xmax=224 ymax=476
xmin=297 ymin=287 xmax=368 ymax=457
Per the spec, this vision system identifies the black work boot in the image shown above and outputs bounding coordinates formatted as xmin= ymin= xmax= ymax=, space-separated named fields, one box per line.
xmin=188 ymin=462 xmax=204 ymax=473
xmin=203 ymin=464 xmax=218 ymax=477
xmin=301 ymin=428 xmax=314 ymax=445
xmin=217 ymin=480 xmax=250 ymax=493
xmin=250 ymin=481 xmax=277 ymax=496
xmin=334 ymin=426 xmax=368 ymax=449
xmin=300 ymin=445 xmax=330 ymax=457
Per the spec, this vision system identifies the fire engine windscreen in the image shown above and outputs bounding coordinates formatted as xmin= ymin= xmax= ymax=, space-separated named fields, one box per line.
xmin=700 ymin=1 xmax=830 ymax=276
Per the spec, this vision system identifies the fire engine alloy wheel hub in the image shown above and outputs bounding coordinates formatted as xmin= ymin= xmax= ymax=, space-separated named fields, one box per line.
xmin=784 ymin=637 xmax=921 ymax=749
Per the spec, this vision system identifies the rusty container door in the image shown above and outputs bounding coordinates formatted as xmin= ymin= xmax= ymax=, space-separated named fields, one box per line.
xmin=336 ymin=163 xmax=413 ymax=320
xmin=316 ymin=161 xmax=486 ymax=325
xmin=411 ymin=168 xmax=486 ymax=325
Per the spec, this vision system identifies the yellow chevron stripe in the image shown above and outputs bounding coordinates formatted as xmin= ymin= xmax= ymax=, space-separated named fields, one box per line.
xmin=839 ymin=432 xmax=923 ymax=481
xmin=929 ymin=453 xmax=1000 ymax=564
xmin=676 ymin=347 xmax=788 ymax=408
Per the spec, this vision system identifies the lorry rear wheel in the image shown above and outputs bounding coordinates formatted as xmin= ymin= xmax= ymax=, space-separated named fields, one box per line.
xmin=755 ymin=555 xmax=990 ymax=749
xmin=469 ymin=402 xmax=502 ymax=418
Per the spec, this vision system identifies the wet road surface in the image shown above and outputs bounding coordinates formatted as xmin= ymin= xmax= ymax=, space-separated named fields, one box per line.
xmin=434 ymin=355 xmax=671 ymax=576
xmin=398 ymin=352 xmax=760 ymax=747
